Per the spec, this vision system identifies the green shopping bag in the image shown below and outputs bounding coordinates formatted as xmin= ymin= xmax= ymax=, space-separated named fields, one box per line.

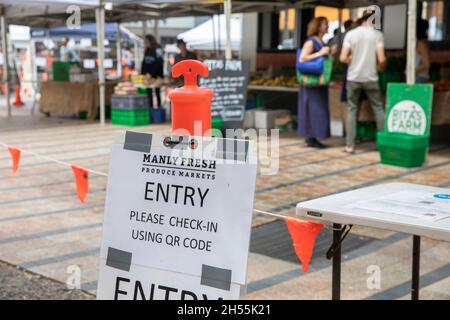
xmin=297 ymin=56 xmax=333 ymax=87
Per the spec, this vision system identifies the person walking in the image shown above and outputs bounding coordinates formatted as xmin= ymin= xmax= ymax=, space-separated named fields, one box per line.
xmin=298 ymin=16 xmax=331 ymax=149
xmin=141 ymin=34 xmax=164 ymax=108
xmin=340 ymin=11 xmax=386 ymax=153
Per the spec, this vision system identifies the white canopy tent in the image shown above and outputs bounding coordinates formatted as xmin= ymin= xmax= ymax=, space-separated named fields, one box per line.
xmin=177 ymin=14 xmax=241 ymax=52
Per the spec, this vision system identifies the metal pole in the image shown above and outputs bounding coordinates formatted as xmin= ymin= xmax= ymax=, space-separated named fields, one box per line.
xmin=217 ymin=11 xmax=221 ymax=57
xmin=116 ymin=23 xmax=122 ymax=78
xmin=142 ymin=19 xmax=147 ymax=38
xmin=332 ymin=223 xmax=342 ymax=300
xmin=134 ymin=40 xmax=139 ymax=74
xmin=96 ymin=6 xmax=106 ymax=126
xmin=138 ymin=19 xmax=146 ymax=73
xmin=154 ymin=19 xmax=159 ymax=41
xmin=211 ymin=15 xmax=217 ymax=57
xmin=224 ymin=0 xmax=232 ymax=60
xmin=30 ymin=39 xmax=38 ymax=114
xmin=406 ymin=0 xmax=417 ymax=84
xmin=411 ymin=235 xmax=421 ymax=300
xmin=1 ymin=15 xmax=11 ymax=118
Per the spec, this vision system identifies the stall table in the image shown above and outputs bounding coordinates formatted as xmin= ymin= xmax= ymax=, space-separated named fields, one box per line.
xmin=248 ymin=85 xmax=298 ymax=109
xmin=248 ymin=84 xmax=298 ymax=93
xmin=39 ymin=80 xmax=120 ymax=120
xmin=296 ymin=183 xmax=450 ymax=300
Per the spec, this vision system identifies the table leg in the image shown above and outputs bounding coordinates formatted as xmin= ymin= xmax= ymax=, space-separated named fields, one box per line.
xmin=411 ymin=235 xmax=421 ymax=300
xmin=332 ymin=223 xmax=342 ymax=300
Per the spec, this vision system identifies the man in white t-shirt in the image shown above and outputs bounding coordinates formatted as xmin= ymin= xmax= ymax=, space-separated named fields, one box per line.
xmin=340 ymin=11 xmax=387 ymax=153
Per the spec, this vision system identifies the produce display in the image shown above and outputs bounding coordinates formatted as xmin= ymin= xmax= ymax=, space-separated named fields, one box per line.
xmin=114 ymin=75 xmax=170 ymax=96
xmin=130 ymin=74 xmax=166 ymax=87
xmin=114 ymin=81 xmax=138 ymax=95
xmin=249 ymin=75 xmax=298 ymax=88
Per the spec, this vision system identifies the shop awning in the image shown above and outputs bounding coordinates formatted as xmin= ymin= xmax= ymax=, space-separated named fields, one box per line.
xmin=30 ymin=23 xmax=142 ymax=43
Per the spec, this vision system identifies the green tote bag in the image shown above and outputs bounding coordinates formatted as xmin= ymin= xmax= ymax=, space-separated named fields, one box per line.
xmin=297 ymin=56 xmax=333 ymax=87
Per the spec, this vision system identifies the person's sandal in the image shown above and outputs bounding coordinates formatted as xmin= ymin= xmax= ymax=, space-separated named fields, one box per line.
xmin=344 ymin=146 xmax=355 ymax=154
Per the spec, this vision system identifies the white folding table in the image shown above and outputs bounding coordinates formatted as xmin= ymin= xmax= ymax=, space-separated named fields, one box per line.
xmin=296 ymin=183 xmax=450 ymax=300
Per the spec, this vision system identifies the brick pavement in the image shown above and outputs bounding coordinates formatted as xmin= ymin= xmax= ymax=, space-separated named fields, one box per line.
xmin=0 ymin=107 xmax=449 ymax=299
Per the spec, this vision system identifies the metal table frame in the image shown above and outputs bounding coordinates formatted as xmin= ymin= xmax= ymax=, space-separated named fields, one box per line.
xmin=329 ymin=223 xmax=421 ymax=300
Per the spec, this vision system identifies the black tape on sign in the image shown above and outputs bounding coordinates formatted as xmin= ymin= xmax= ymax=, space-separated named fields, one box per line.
xmin=124 ymin=131 xmax=153 ymax=153
xmin=215 ymin=138 xmax=249 ymax=162
xmin=200 ymin=264 xmax=232 ymax=291
xmin=106 ymin=247 xmax=132 ymax=272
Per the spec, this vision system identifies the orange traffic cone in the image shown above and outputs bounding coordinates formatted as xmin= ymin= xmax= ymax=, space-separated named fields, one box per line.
xmin=13 ymin=84 xmax=24 ymax=107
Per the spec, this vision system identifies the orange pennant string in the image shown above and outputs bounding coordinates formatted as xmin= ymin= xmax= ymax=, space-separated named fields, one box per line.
xmin=285 ymin=218 xmax=324 ymax=272
xmin=71 ymin=165 xmax=89 ymax=203
xmin=8 ymin=147 xmax=21 ymax=176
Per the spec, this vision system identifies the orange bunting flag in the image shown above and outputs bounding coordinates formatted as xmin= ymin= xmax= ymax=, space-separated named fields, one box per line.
xmin=285 ymin=218 xmax=324 ymax=272
xmin=8 ymin=147 xmax=21 ymax=176
xmin=71 ymin=165 xmax=89 ymax=203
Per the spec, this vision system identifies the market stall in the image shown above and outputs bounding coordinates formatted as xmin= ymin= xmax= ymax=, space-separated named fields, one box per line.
xmin=0 ymin=0 xmax=101 ymax=119
xmin=29 ymin=21 xmax=142 ymax=121
xmin=30 ymin=22 xmax=143 ymax=82
xmin=243 ymin=0 xmax=450 ymax=142
xmin=39 ymin=79 xmax=119 ymax=120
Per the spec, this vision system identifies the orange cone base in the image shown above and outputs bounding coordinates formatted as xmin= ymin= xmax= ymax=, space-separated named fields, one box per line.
xmin=13 ymin=101 xmax=25 ymax=107
xmin=13 ymin=85 xmax=25 ymax=107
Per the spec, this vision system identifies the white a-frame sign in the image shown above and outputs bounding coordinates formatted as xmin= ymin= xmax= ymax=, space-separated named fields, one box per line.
xmin=97 ymin=131 xmax=257 ymax=300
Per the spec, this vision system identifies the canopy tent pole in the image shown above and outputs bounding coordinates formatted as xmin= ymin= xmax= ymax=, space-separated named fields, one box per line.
xmin=116 ymin=23 xmax=122 ymax=78
xmin=142 ymin=19 xmax=147 ymax=38
xmin=134 ymin=40 xmax=139 ymax=74
xmin=1 ymin=14 xmax=11 ymax=118
xmin=154 ymin=19 xmax=159 ymax=41
xmin=217 ymin=11 xmax=221 ymax=56
xmin=406 ymin=0 xmax=416 ymax=85
xmin=96 ymin=5 xmax=106 ymax=126
xmin=137 ymin=19 xmax=147 ymax=73
xmin=224 ymin=0 xmax=232 ymax=59
xmin=211 ymin=15 xmax=217 ymax=57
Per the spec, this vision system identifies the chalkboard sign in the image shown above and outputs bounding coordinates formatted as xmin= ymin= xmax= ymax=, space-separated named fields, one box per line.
xmin=200 ymin=59 xmax=250 ymax=129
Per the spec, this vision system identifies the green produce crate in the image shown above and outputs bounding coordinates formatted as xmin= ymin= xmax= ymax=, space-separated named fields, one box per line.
xmin=111 ymin=108 xmax=150 ymax=126
xmin=111 ymin=94 xmax=148 ymax=110
xmin=357 ymin=121 xmax=377 ymax=140
xmin=212 ymin=117 xmax=224 ymax=131
xmin=137 ymin=87 xmax=148 ymax=95
xmin=377 ymin=131 xmax=429 ymax=168
xmin=78 ymin=111 xmax=87 ymax=120
xmin=52 ymin=62 xmax=71 ymax=81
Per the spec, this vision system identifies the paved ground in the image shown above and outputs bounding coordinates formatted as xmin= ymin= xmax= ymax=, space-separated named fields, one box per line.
xmin=0 ymin=259 xmax=93 ymax=300
xmin=0 ymin=99 xmax=449 ymax=299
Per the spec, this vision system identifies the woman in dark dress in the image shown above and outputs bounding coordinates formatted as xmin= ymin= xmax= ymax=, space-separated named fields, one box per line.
xmin=298 ymin=17 xmax=331 ymax=148
xmin=141 ymin=35 xmax=164 ymax=108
